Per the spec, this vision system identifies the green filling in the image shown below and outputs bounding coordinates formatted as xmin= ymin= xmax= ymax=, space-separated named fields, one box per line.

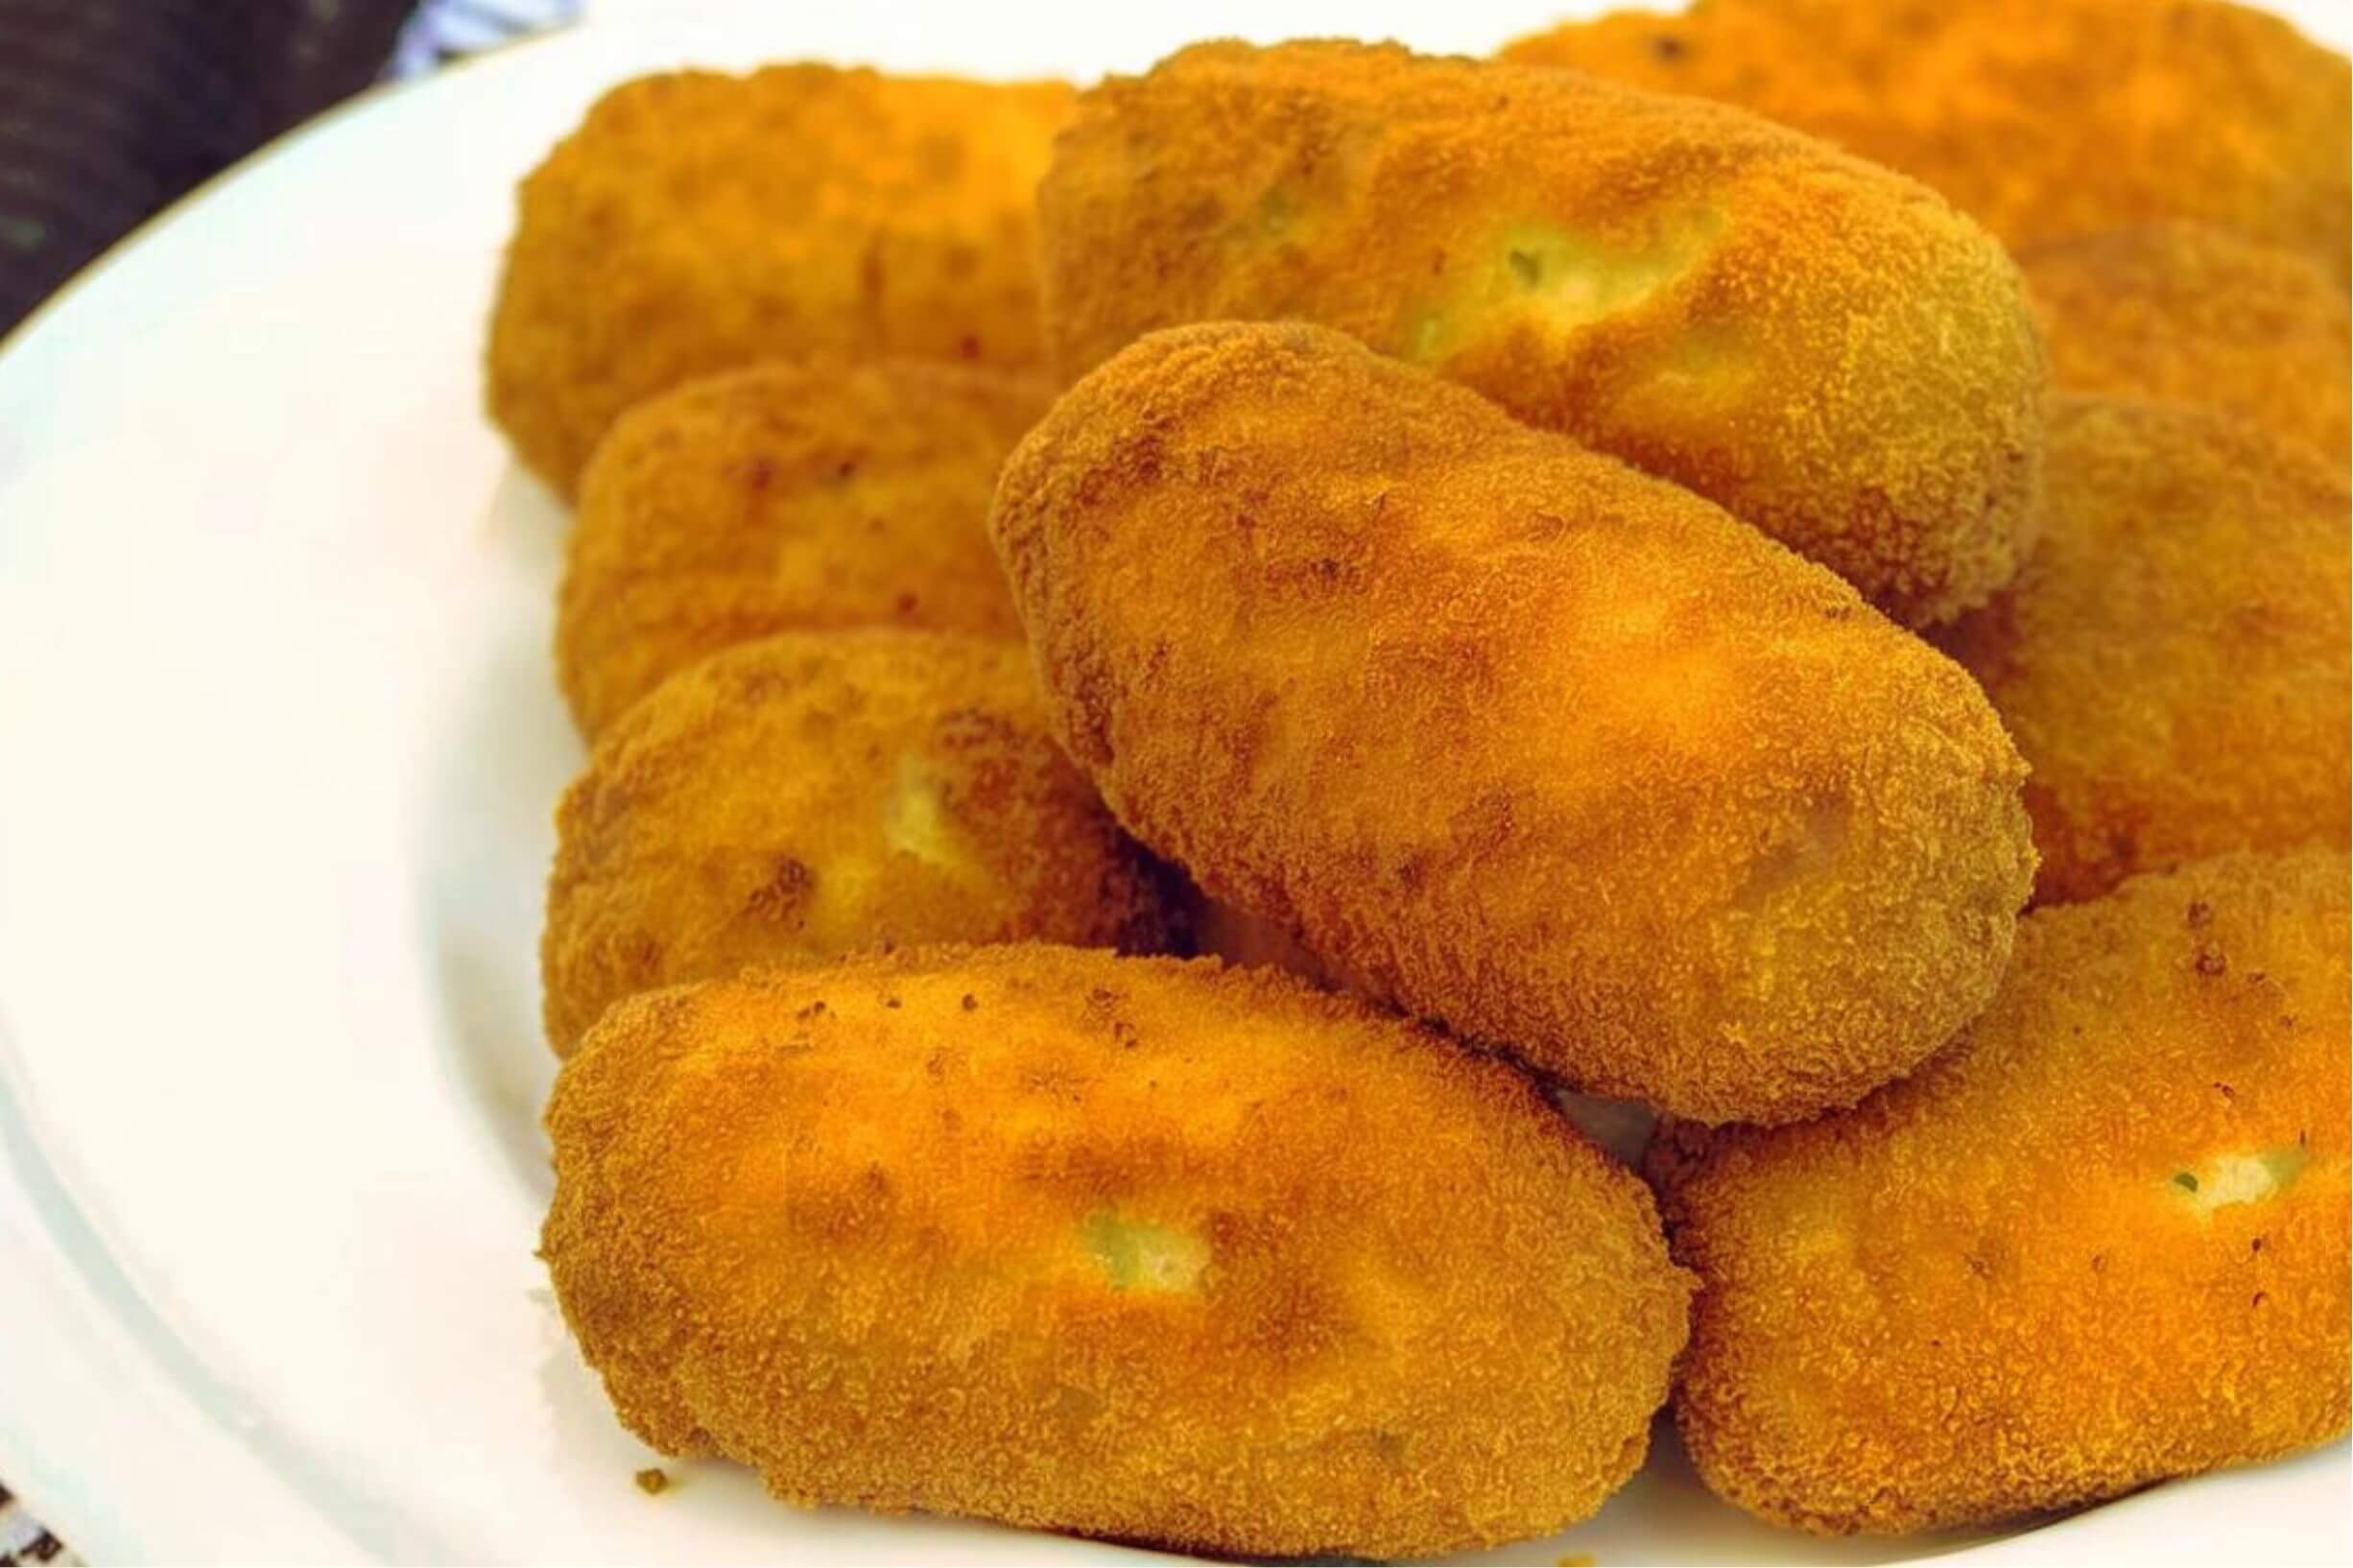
xmin=1406 ymin=209 xmax=1724 ymax=365
xmin=1081 ymin=1211 xmax=1208 ymax=1294
xmin=881 ymin=753 xmax=963 ymax=871
xmin=2171 ymin=1147 xmax=2312 ymax=1216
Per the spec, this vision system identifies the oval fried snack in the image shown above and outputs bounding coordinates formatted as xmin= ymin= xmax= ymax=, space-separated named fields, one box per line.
xmin=1652 ymin=848 xmax=2352 ymax=1534
xmin=558 ymin=359 xmax=1049 ymax=737
xmin=1938 ymin=397 xmax=2351 ymax=905
xmin=540 ymin=630 xmax=1171 ymax=1055
xmin=990 ymin=322 xmax=2035 ymax=1125
xmin=542 ymin=946 xmax=1694 ymax=1557
xmin=2020 ymin=224 xmax=2351 ymax=467
xmin=1037 ymin=38 xmax=2045 ymax=626
xmin=487 ymin=66 xmax=1073 ymax=496
xmin=1503 ymin=0 xmax=2352 ymax=281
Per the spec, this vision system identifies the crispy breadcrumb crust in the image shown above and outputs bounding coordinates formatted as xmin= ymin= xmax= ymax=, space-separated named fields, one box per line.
xmin=1037 ymin=38 xmax=2044 ymax=626
xmin=541 ymin=945 xmax=1694 ymax=1558
xmin=1937 ymin=397 xmax=2350 ymax=905
xmin=558 ymin=359 xmax=1049 ymax=737
xmin=989 ymin=322 xmax=2034 ymax=1124
xmin=2020 ymin=224 xmax=2351 ymax=468
xmin=1503 ymin=0 xmax=2351 ymax=281
xmin=540 ymin=630 xmax=1172 ymax=1055
xmin=487 ymin=66 xmax=1072 ymax=495
xmin=1653 ymin=849 xmax=2352 ymax=1534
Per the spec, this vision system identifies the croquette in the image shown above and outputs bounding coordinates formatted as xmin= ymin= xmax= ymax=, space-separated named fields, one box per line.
xmin=1938 ymin=397 xmax=2350 ymax=905
xmin=539 ymin=630 xmax=1171 ymax=1055
xmin=1037 ymin=38 xmax=2046 ymax=626
xmin=989 ymin=322 xmax=2035 ymax=1125
xmin=487 ymin=66 xmax=1072 ymax=496
xmin=1654 ymin=848 xmax=2352 ymax=1534
xmin=542 ymin=945 xmax=1695 ymax=1557
xmin=1503 ymin=0 xmax=2352 ymax=281
xmin=558 ymin=359 xmax=1049 ymax=736
xmin=2020 ymin=224 xmax=2351 ymax=467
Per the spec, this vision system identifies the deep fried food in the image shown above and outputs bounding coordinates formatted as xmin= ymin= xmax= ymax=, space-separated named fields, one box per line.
xmin=989 ymin=322 xmax=2035 ymax=1125
xmin=540 ymin=630 xmax=1172 ymax=1054
xmin=1653 ymin=848 xmax=2352 ymax=1534
xmin=1037 ymin=38 xmax=2045 ymax=626
xmin=487 ymin=66 xmax=1072 ymax=496
xmin=1503 ymin=0 xmax=2352 ymax=281
xmin=542 ymin=945 xmax=1694 ymax=1557
xmin=2020 ymin=224 xmax=2351 ymax=467
xmin=557 ymin=359 xmax=1049 ymax=737
xmin=1937 ymin=397 xmax=2350 ymax=905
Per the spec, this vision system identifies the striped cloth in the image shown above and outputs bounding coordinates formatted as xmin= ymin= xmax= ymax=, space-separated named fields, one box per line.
xmin=0 ymin=1483 xmax=78 ymax=1568
xmin=0 ymin=0 xmax=578 ymax=333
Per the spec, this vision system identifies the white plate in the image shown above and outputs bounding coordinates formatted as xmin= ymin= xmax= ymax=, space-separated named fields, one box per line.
xmin=0 ymin=2 xmax=2345 ymax=1560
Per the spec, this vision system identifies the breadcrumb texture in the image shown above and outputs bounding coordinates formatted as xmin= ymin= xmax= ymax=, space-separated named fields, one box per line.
xmin=487 ymin=66 xmax=1072 ymax=495
xmin=541 ymin=946 xmax=1694 ymax=1558
xmin=540 ymin=630 xmax=1171 ymax=1055
xmin=989 ymin=322 xmax=2034 ymax=1124
xmin=1654 ymin=849 xmax=2352 ymax=1534
xmin=1503 ymin=0 xmax=2351 ymax=281
xmin=1938 ymin=397 xmax=2350 ymax=905
xmin=2020 ymin=223 xmax=2350 ymax=468
xmin=1038 ymin=38 xmax=2045 ymax=626
xmin=558 ymin=360 xmax=1049 ymax=736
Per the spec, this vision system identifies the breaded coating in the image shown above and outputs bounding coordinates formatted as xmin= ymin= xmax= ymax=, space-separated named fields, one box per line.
xmin=1655 ymin=849 xmax=2352 ymax=1534
xmin=1503 ymin=0 xmax=2352 ymax=281
xmin=539 ymin=630 xmax=1171 ymax=1055
xmin=487 ymin=66 xmax=1072 ymax=496
xmin=1938 ymin=397 xmax=2350 ymax=906
xmin=1038 ymin=38 xmax=2045 ymax=626
xmin=2020 ymin=224 xmax=2351 ymax=467
xmin=989 ymin=323 xmax=2035 ymax=1125
xmin=542 ymin=946 xmax=1694 ymax=1557
xmin=557 ymin=360 xmax=1049 ymax=737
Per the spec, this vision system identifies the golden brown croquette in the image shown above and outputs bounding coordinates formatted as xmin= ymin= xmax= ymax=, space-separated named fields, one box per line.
xmin=1503 ymin=0 xmax=2351 ymax=281
xmin=1037 ymin=38 xmax=2046 ymax=625
xmin=487 ymin=66 xmax=1071 ymax=495
xmin=557 ymin=359 xmax=1049 ymax=737
xmin=540 ymin=630 xmax=1173 ymax=1054
xmin=542 ymin=945 xmax=1694 ymax=1557
xmin=1655 ymin=848 xmax=2351 ymax=1533
xmin=1937 ymin=397 xmax=2350 ymax=905
xmin=989 ymin=322 xmax=2035 ymax=1125
xmin=2020 ymin=224 xmax=2350 ymax=467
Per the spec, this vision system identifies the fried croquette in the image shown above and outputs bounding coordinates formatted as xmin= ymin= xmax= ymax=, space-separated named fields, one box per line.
xmin=487 ymin=66 xmax=1072 ymax=496
xmin=1037 ymin=38 xmax=2045 ymax=627
xmin=539 ymin=630 xmax=1171 ymax=1055
xmin=557 ymin=359 xmax=1049 ymax=737
xmin=1503 ymin=0 xmax=2352 ymax=281
xmin=989 ymin=322 xmax=2035 ymax=1125
xmin=2020 ymin=224 xmax=2351 ymax=467
xmin=1938 ymin=397 xmax=2351 ymax=906
xmin=1653 ymin=849 xmax=2352 ymax=1534
xmin=541 ymin=945 xmax=1694 ymax=1557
